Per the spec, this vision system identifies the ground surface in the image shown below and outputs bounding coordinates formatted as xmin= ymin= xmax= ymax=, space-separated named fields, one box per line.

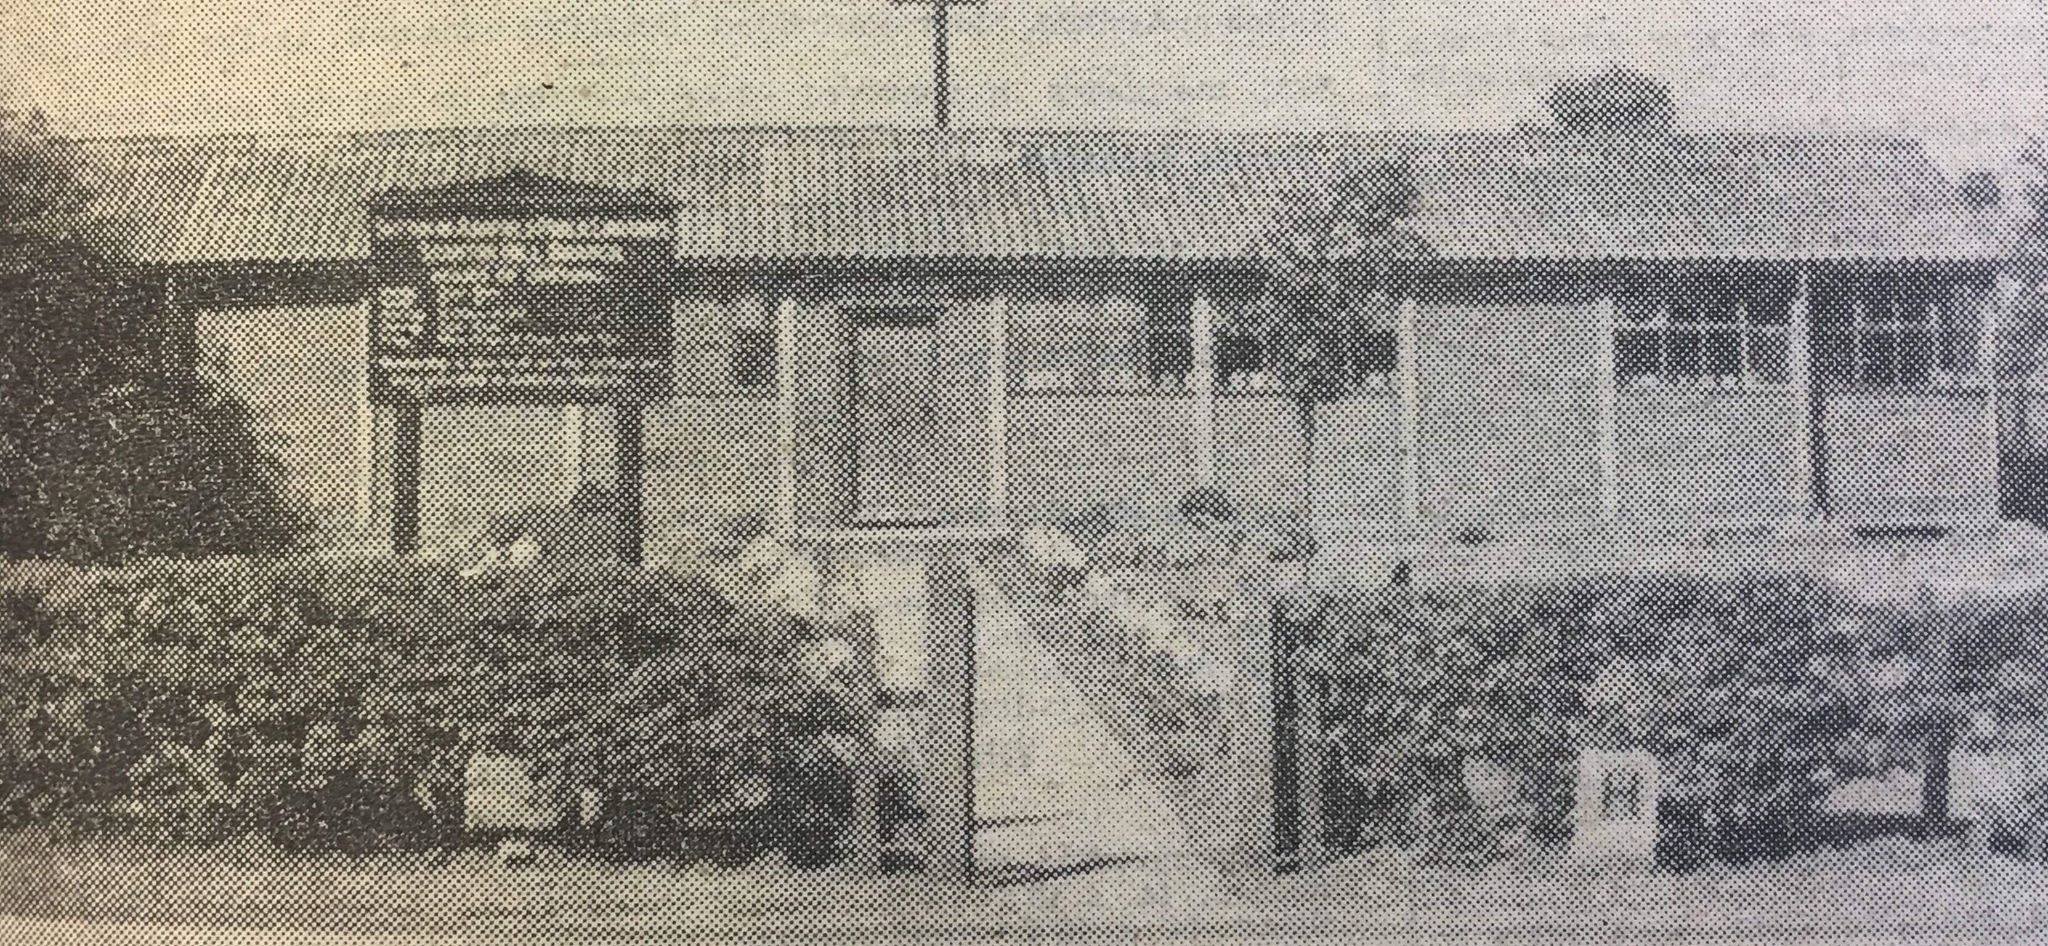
xmin=8 ymin=838 xmax=2048 ymax=944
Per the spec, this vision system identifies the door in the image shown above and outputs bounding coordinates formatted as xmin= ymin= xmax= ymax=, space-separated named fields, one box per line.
xmin=852 ymin=312 xmax=941 ymax=526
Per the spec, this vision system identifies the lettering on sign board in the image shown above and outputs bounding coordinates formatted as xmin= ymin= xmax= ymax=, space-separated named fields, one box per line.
xmin=365 ymin=171 xmax=678 ymax=404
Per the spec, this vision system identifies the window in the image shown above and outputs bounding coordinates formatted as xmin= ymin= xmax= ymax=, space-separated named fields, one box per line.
xmin=729 ymin=301 xmax=775 ymax=392
xmin=1813 ymin=270 xmax=1983 ymax=389
xmin=1217 ymin=294 xmax=1396 ymax=394
xmin=1010 ymin=295 xmax=1190 ymax=392
xmin=1615 ymin=267 xmax=1790 ymax=389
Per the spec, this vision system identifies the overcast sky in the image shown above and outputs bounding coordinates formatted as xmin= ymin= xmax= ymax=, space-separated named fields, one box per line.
xmin=6 ymin=0 xmax=2046 ymax=170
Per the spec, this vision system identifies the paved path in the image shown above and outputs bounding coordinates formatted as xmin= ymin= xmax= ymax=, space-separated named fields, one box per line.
xmin=971 ymin=573 xmax=1200 ymax=886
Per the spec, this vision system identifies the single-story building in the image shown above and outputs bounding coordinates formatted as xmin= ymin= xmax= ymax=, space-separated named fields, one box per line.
xmin=68 ymin=126 xmax=2030 ymax=555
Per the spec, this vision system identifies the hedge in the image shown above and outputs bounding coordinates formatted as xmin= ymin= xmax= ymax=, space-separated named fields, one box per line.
xmin=1307 ymin=572 xmax=2048 ymax=866
xmin=0 ymin=556 xmax=869 ymax=864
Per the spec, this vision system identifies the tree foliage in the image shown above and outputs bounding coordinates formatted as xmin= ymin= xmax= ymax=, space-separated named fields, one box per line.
xmin=1249 ymin=160 xmax=1431 ymax=406
xmin=1546 ymin=66 xmax=1677 ymax=136
xmin=0 ymin=109 xmax=91 ymax=239
xmin=1246 ymin=160 xmax=1431 ymax=524
xmin=1309 ymin=574 xmax=2048 ymax=865
xmin=0 ymin=109 xmax=307 ymax=561
xmin=0 ymin=556 xmax=867 ymax=863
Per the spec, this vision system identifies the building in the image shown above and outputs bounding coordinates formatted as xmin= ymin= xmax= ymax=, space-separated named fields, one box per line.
xmin=70 ymin=126 xmax=2025 ymax=556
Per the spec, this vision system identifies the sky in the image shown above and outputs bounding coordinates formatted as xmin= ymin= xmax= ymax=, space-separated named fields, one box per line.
xmin=5 ymin=0 xmax=2048 ymax=171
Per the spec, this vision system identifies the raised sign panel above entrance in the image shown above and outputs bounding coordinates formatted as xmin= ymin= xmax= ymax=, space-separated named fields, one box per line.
xmin=366 ymin=169 xmax=677 ymax=405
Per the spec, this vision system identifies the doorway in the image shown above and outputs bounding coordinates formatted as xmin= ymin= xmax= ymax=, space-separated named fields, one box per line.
xmin=851 ymin=309 xmax=942 ymax=526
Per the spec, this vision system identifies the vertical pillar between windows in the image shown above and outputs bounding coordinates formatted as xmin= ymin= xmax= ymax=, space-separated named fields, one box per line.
xmin=1985 ymin=276 xmax=2012 ymax=521
xmin=1191 ymin=294 xmax=1218 ymax=488
xmin=1595 ymin=294 xmax=1618 ymax=523
xmin=988 ymin=294 xmax=1009 ymax=529
xmin=1397 ymin=297 xmax=1421 ymax=524
xmin=1788 ymin=269 xmax=1818 ymax=520
xmin=775 ymin=295 xmax=799 ymax=539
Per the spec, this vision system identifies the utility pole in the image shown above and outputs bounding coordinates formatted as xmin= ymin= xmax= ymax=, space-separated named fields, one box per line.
xmin=893 ymin=0 xmax=985 ymax=128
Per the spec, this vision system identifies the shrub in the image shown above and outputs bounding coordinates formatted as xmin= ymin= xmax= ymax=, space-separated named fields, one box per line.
xmin=1309 ymin=572 xmax=2048 ymax=864
xmin=482 ymin=485 xmax=618 ymax=561
xmin=0 ymin=556 xmax=867 ymax=865
xmin=1176 ymin=486 xmax=1238 ymax=527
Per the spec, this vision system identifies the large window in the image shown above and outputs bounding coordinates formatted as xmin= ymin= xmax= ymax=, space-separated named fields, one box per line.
xmin=1216 ymin=295 xmax=1396 ymax=394
xmin=1813 ymin=270 xmax=1984 ymax=389
xmin=1615 ymin=267 xmax=1791 ymax=389
xmin=1010 ymin=295 xmax=1191 ymax=392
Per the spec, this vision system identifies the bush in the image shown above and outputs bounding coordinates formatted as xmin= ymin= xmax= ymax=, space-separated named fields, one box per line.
xmin=1 ymin=381 xmax=309 ymax=563
xmin=0 ymin=556 xmax=868 ymax=865
xmin=1177 ymin=486 xmax=1238 ymax=527
xmin=482 ymin=485 xmax=618 ymax=562
xmin=1310 ymin=572 xmax=2048 ymax=865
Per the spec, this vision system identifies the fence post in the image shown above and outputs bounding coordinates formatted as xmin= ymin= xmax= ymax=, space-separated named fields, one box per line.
xmin=1207 ymin=565 xmax=1280 ymax=879
xmin=1296 ymin=654 xmax=1329 ymax=870
xmin=846 ymin=621 xmax=885 ymax=874
xmin=922 ymin=552 xmax=978 ymax=885
xmin=1274 ymin=592 xmax=1329 ymax=873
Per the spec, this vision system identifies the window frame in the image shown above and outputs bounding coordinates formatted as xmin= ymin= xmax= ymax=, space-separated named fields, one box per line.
xmin=1812 ymin=269 xmax=1987 ymax=392
xmin=1614 ymin=266 xmax=1792 ymax=392
xmin=1007 ymin=292 xmax=1193 ymax=395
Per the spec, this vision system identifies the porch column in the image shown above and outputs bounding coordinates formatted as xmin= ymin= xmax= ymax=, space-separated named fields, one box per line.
xmin=1191 ymin=294 xmax=1218 ymax=487
xmin=1594 ymin=294 xmax=1619 ymax=522
xmin=1397 ymin=297 xmax=1421 ymax=523
xmin=988 ymin=294 xmax=1009 ymax=528
xmin=389 ymin=398 xmax=423 ymax=556
xmin=775 ymin=295 xmax=799 ymax=538
xmin=1788 ymin=269 xmax=1819 ymax=519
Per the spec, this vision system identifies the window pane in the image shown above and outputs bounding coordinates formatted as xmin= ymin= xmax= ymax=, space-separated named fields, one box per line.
xmin=1671 ymin=293 xmax=1706 ymax=324
xmin=1148 ymin=328 xmax=1192 ymax=386
xmin=1816 ymin=329 xmax=1856 ymax=384
xmin=1861 ymin=330 xmax=1897 ymax=386
xmin=1811 ymin=274 xmax=1861 ymax=332
xmin=1353 ymin=329 xmax=1396 ymax=382
xmin=1748 ymin=272 xmax=1793 ymax=326
xmin=1941 ymin=288 xmax=1983 ymax=376
xmin=1749 ymin=331 xmax=1788 ymax=385
xmin=1704 ymin=328 xmax=1740 ymax=380
xmin=1218 ymin=332 xmax=1264 ymax=379
xmin=1899 ymin=328 xmax=1933 ymax=387
xmin=1894 ymin=271 xmax=1936 ymax=325
xmin=1668 ymin=328 xmax=1703 ymax=380
xmin=731 ymin=328 xmax=774 ymax=390
xmin=1617 ymin=328 xmax=1660 ymax=384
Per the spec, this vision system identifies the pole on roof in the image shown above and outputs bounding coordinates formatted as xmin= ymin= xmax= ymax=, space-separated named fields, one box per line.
xmin=894 ymin=0 xmax=984 ymax=129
